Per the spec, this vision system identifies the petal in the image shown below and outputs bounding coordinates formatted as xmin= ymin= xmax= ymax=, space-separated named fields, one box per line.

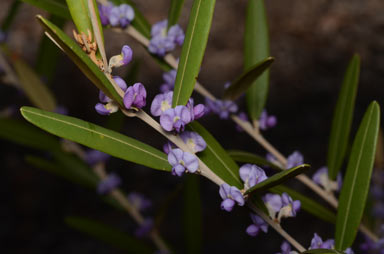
xmin=172 ymin=164 xmax=186 ymax=177
xmin=123 ymin=87 xmax=134 ymax=109
xmin=99 ymin=90 xmax=111 ymax=103
xmin=246 ymin=224 xmax=259 ymax=237
xmin=113 ymin=76 xmax=128 ymax=91
xmin=239 ymin=164 xmax=253 ymax=183
xmin=221 ymin=198 xmax=235 ymax=212
xmin=183 ymin=152 xmax=199 ymax=173
xmin=167 ymin=148 xmax=183 ymax=166
xmin=150 ymin=93 xmax=165 ymax=116
xmin=219 ymin=183 xmax=230 ymax=199
xmin=160 ymin=111 xmax=174 ymax=131
xmin=95 ymin=103 xmax=111 ymax=115
xmin=230 ymin=187 xmax=244 ymax=206
xmin=121 ymin=45 xmax=133 ymax=65
xmin=193 ymin=104 xmax=205 ymax=119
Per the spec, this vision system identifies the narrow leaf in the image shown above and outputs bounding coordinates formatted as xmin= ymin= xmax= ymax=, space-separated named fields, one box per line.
xmin=22 ymin=0 xmax=71 ymax=19
xmin=183 ymin=174 xmax=202 ymax=254
xmin=172 ymin=0 xmax=216 ymax=107
xmin=167 ymin=0 xmax=185 ymax=29
xmin=188 ymin=122 xmax=242 ymax=188
xmin=327 ymin=54 xmax=360 ymax=180
xmin=66 ymin=0 xmax=93 ymax=34
xmin=228 ymin=149 xmax=283 ymax=171
xmin=301 ymin=250 xmax=346 ymax=254
xmin=271 ymin=185 xmax=336 ymax=224
xmin=335 ymin=101 xmax=380 ymax=250
xmin=21 ymin=106 xmax=172 ymax=171
xmin=37 ymin=15 xmax=122 ymax=105
xmin=224 ymin=57 xmax=274 ymax=101
xmin=244 ymin=0 xmax=270 ymax=119
xmin=65 ymin=216 xmax=153 ymax=253
xmin=1 ymin=0 xmax=21 ymax=31
xmin=245 ymin=164 xmax=310 ymax=195
xmin=11 ymin=55 xmax=57 ymax=111
xmin=0 ymin=117 xmax=60 ymax=151
xmin=36 ymin=15 xmax=66 ymax=83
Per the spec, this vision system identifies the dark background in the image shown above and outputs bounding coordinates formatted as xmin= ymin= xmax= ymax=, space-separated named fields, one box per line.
xmin=0 ymin=0 xmax=383 ymax=253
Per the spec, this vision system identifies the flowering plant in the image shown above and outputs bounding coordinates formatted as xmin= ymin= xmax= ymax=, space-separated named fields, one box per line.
xmin=0 ymin=0 xmax=382 ymax=253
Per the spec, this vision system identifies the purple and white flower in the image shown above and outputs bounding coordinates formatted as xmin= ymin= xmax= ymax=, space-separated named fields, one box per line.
xmin=108 ymin=45 xmax=133 ymax=70
xmin=205 ymin=98 xmax=238 ymax=119
xmin=276 ymin=241 xmax=298 ymax=254
xmin=312 ymin=166 xmax=342 ymax=192
xmin=160 ymin=70 xmax=176 ymax=92
xmin=123 ymin=83 xmax=147 ymax=109
xmin=148 ymin=20 xmax=184 ymax=56
xmin=259 ymin=110 xmax=277 ymax=130
xmin=108 ymin=4 xmax=134 ymax=28
xmin=219 ymin=183 xmax=244 ymax=212
xmin=160 ymin=105 xmax=192 ymax=133
xmin=286 ymin=151 xmax=304 ymax=169
xmin=246 ymin=213 xmax=268 ymax=237
xmin=168 ymin=148 xmax=199 ymax=176
xmin=239 ymin=164 xmax=268 ymax=190
xmin=180 ymin=131 xmax=206 ymax=153
xmin=277 ymin=193 xmax=301 ymax=221
xmin=151 ymin=91 xmax=173 ymax=116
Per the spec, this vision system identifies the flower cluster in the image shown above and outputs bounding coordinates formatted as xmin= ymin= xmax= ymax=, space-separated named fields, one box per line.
xmin=99 ymin=2 xmax=134 ymax=28
xmin=97 ymin=172 xmax=122 ymax=194
xmin=309 ymin=233 xmax=354 ymax=254
xmin=151 ymin=91 xmax=205 ymax=133
xmin=264 ymin=193 xmax=301 ymax=222
xmin=205 ymin=98 xmax=238 ymax=119
xmin=160 ymin=69 xmax=176 ymax=93
xmin=259 ymin=110 xmax=277 ymax=130
xmin=312 ymin=166 xmax=342 ymax=193
xmin=246 ymin=213 xmax=268 ymax=237
xmin=148 ymin=20 xmax=184 ymax=56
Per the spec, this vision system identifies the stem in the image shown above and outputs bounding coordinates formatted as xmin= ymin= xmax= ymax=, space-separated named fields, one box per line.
xmin=249 ymin=203 xmax=306 ymax=252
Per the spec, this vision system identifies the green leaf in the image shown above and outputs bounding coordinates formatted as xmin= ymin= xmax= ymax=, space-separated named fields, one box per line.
xmin=271 ymin=185 xmax=336 ymax=224
xmin=65 ymin=216 xmax=153 ymax=253
xmin=22 ymin=0 xmax=71 ymax=19
xmin=327 ymin=54 xmax=360 ymax=180
xmin=66 ymin=0 xmax=93 ymax=34
xmin=223 ymin=57 xmax=274 ymax=101
xmin=228 ymin=149 xmax=283 ymax=171
xmin=167 ymin=0 xmax=185 ymax=29
xmin=244 ymin=0 xmax=270 ymax=120
xmin=37 ymin=15 xmax=123 ymax=105
xmin=0 ymin=117 xmax=60 ymax=151
xmin=26 ymin=154 xmax=98 ymax=189
xmin=36 ymin=15 xmax=66 ymax=83
xmin=188 ymin=122 xmax=242 ymax=188
xmin=1 ymin=0 xmax=21 ymax=31
xmin=20 ymin=106 xmax=172 ymax=171
xmin=245 ymin=164 xmax=310 ymax=195
xmin=11 ymin=56 xmax=57 ymax=111
xmin=335 ymin=101 xmax=380 ymax=250
xmin=172 ymin=0 xmax=216 ymax=107
xmin=183 ymin=174 xmax=202 ymax=254
xmin=301 ymin=249 xmax=346 ymax=254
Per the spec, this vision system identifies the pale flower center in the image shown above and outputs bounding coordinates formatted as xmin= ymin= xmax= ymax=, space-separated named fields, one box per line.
xmin=161 ymin=100 xmax=171 ymax=112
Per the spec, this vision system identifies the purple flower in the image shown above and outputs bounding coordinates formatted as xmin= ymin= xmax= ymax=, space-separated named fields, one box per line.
xmin=85 ymin=149 xmax=110 ymax=165
xmin=167 ymin=24 xmax=185 ymax=45
xmin=186 ymin=98 xmax=205 ymax=120
xmin=259 ymin=110 xmax=277 ymax=130
xmin=277 ymin=193 xmax=301 ymax=221
xmin=135 ymin=218 xmax=154 ymax=238
xmin=160 ymin=70 xmax=176 ymax=92
xmin=309 ymin=233 xmax=335 ymax=249
xmin=360 ymin=235 xmax=384 ymax=253
xmin=99 ymin=76 xmax=128 ymax=103
xmin=108 ymin=45 xmax=133 ymax=70
xmin=160 ymin=105 xmax=192 ymax=133
xmin=150 ymin=91 xmax=173 ymax=116
xmin=148 ymin=20 xmax=185 ymax=56
xmin=95 ymin=102 xmax=118 ymax=115
xmin=219 ymin=183 xmax=244 ymax=212
xmin=168 ymin=148 xmax=199 ymax=176
xmin=98 ymin=3 xmax=113 ymax=25
xmin=109 ymin=4 xmax=134 ymax=28
xmin=246 ymin=213 xmax=268 ymax=237
xmin=180 ymin=131 xmax=206 ymax=153
xmin=127 ymin=192 xmax=152 ymax=212
xmin=123 ymin=83 xmax=147 ymax=109
xmin=276 ymin=241 xmax=298 ymax=254
xmin=236 ymin=112 xmax=249 ymax=132
xmin=286 ymin=151 xmax=304 ymax=169
xmin=263 ymin=193 xmax=283 ymax=219
xmin=163 ymin=142 xmax=175 ymax=154
xmin=97 ymin=172 xmax=121 ymax=194
xmin=205 ymin=98 xmax=238 ymax=119
xmin=312 ymin=166 xmax=342 ymax=192
xmin=239 ymin=164 xmax=268 ymax=190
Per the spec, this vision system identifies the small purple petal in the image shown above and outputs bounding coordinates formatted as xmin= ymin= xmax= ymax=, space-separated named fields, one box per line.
xmin=113 ymin=76 xmax=128 ymax=91
xmin=135 ymin=218 xmax=153 ymax=238
xmin=95 ymin=103 xmax=112 ymax=115
xmin=246 ymin=224 xmax=259 ymax=237
xmin=97 ymin=172 xmax=121 ymax=194
xmin=127 ymin=192 xmax=152 ymax=211
xmin=182 ymin=151 xmax=199 ymax=173
xmin=286 ymin=151 xmax=304 ymax=169
xmin=180 ymin=131 xmax=206 ymax=153
xmin=121 ymin=45 xmax=133 ymax=65
xmin=221 ymin=198 xmax=235 ymax=212
xmin=85 ymin=149 xmax=110 ymax=165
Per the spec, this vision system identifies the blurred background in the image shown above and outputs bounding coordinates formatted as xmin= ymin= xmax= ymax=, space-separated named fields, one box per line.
xmin=0 ymin=0 xmax=383 ymax=253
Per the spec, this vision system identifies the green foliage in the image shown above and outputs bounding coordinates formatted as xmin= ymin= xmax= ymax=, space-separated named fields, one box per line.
xmin=183 ymin=174 xmax=202 ymax=254
xmin=327 ymin=55 xmax=360 ymax=180
xmin=1 ymin=0 xmax=21 ymax=31
xmin=21 ymin=107 xmax=172 ymax=171
xmin=172 ymin=0 xmax=216 ymax=107
xmin=335 ymin=101 xmax=380 ymax=250
xmin=22 ymin=0 xmax=71 ymax=19
xmin=244 ymin=0 xmax=270 ymax=120
xmin=228 ymin=149 xmax=283 ymax=171
xmin=65 ymin=216 xmax=153 ymax=253
xmin=167 ymin=0 xmax=185 ymax=29
xmin=224 ymin=57 xmax=274 ymax=101
xmin=66 ymin=0 xmax=93 ymax=34
xmin=245 ymin=164 xmax=310 ymax=195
